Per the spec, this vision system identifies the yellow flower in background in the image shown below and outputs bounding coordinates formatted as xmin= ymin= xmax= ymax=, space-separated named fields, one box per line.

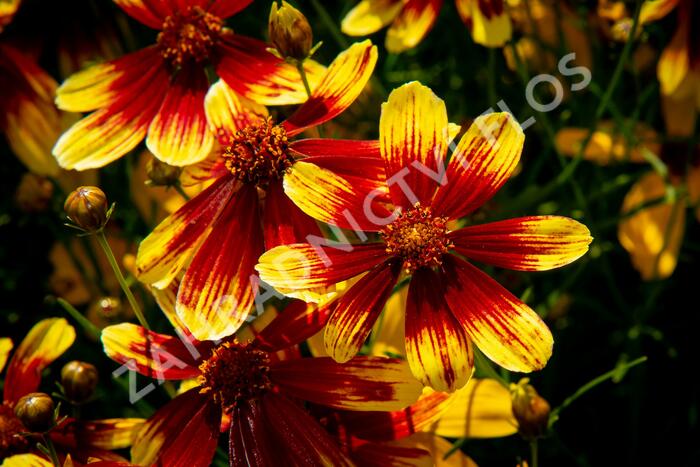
xmin=342 ymin=0 xmax=512 ymax=53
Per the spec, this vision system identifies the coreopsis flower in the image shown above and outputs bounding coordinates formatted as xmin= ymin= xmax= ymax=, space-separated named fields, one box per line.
xmin=0 ymin=43 xmax=65 ymax=176
xmin=342 ymin=0 xmax=512 ymax=53
xmin=135 ymin=40 xmax=380 ymax=341
xmin=53 ymin=0 xmax=326 ymax=170
xmin=101 ymin=300 xmax=423 ymax=466
xmin=556 ymin=123 xmax=700 ymax=280
xmin=0 ymin=319 xmax=142 ymax=464
xmin=257 ymin=81 xmax=592 ymax=392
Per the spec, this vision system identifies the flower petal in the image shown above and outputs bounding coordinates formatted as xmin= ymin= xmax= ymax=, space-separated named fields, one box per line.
xmin=4 ymin=318 xmax=75 ymax=404
xmin=284 ymin=159 xmax=393 ymax=232
xmin=455 ymin=0 xmax=512 ymax=47
xmin=256 ymin=242 xmax=388 ymax=292
xmin=432 ymin=112 xmax=524 ymax=220
xmin=254 ymin=299 xmax=333 ymax=352
xmin=392 ymin=433 xmax=477 ymax=467
xmin=1 ymin=454 xmax=53 ymax=467
xmin=131 ymin=388 xmax=220 ymax=467
xmin=554 ymin=122 xmax=659 ymax=165
xmin=385 ymin=0 xmax=442 ymax=53
xmin=229 ymin=399 xmax=281 ymax=466
xmin=324 ymin=261 xmax=400 ymax=363
xmin=263 ymin=179 xmax=321 ymax=249
xmin=261 ymin=393 xmax=354 ymax=466
xmin=444 ymin=256 xmax=553 ymax=373
xmin=657 ymin=3 xmax=689 ymax=96
xmin=0 ymin=337 xmax=12 ymax=373
xmin=351 ymin=440 xmax=431 ymax=467
xmin=425 ymin=378 xmax=518 ymax=438
xmin=53 ymin=55 xmax=169 ymax=170
xmin=618 ymin=171 xmax=685 ymax=280
xmin=450 ymin=216 xmax=592 ymax=271
xmin=146 ymin=66 xmax=214 ymax=166
xmin=136 ymin=175 xmax=236 ymax=289
xmin=208 ymin=0 xmax=253 ymax=18
xmin=68 ymin=418 xmax=146 ymax=450
xmin=203 ymin=79 xmax=268 ymax=142
xmin=215 ymin=34 xmax=325 ymax=106
xmin=405 ymin=268 xmax=474 ymax=392
xmin=176 ymin=184 xmax=262 ymax=341
xmin=282 ymin=40 xmax=378 ymax=136
xmin=113 ymin=0 xmax=165 ymax=29
xmin=341 ymin=0 xmax=404 ymax=36
xmin=101 ymin=323 xmax=203 ymax=380
xmin=379 ymin=81 xmax=450 ymax=208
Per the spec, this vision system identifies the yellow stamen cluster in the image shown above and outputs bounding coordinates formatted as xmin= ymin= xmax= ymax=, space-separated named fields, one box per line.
xmin=0 ymin=403 xmax=28 ymax=459
xmin=157 ymin=6 xmax=224 ymax=68
xmin=198 ymin=341 xmax=272 ymax=412
xmin=222 ymin=117 xmax=293 ymax=185
xmin=381 ymin=204 xmax=453 ymax=273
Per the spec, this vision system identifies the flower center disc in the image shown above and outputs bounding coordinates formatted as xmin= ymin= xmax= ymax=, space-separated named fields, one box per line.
xmin=222 ymin=117 xmax=293 ymax=185
xmin=157 ymin=6 xmax=224 ymax=67
xmin=198 ymin=341 xmax=272 ymax=412
xmin=381 ymin=205 xmax=453 ymax=273
xmin=0 ymin=403 xmax=29 ymax=459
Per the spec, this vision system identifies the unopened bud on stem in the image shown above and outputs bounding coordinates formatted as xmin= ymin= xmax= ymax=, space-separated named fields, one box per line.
xmin=510 ymin=378 xmax=551 ymax=440
xmin=14 ymin=392 xmax=55 ymax=433
xmin=64 ymin=186 xmax=110 ymax=233
xmin=61 ymin=361 xmax=99 ymax=403
xmin=269 ymin=1 xmax=313 ymax=61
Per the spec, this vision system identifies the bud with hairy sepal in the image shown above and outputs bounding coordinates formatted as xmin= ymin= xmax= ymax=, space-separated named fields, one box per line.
xmin=269 ymin=1 xmax=313 ymax=61
xmin=14 ymin=393 xmax=55 ymax=433
xmin=510 ymin=378 xmax=551 ymax=440
xmin=61 ymin=361 xmax=99 ymax=404
xmin=64 ymin=186 xmax=112 ymax=233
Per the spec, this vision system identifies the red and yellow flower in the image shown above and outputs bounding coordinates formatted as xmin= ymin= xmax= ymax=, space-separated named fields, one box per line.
xmin=134 ymin=40 xmax=381 ymax=341
xmin=101 ymin=299 xmax=423 ymax=467
xmin=0 ymin=318 xmax=142 ymax=464
xmin=257 ymin=81 xmax=592 ymax=392
xmin=52 ymin=0 xmax=326 ymax=170
xmin=342 ymin=0 xmax=512 ymax=53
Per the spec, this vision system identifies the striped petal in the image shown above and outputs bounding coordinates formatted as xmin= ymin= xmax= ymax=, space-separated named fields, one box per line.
xmin=443 ymin=256 xmax=553 ymax=373
xmin=0 ymin=337 xmax=12 ymax=373
xmin=53 ymin=56 xmax=170 ymax=170
xmin=432 ymin=112 xmax=524 ymax=220
xmin=131 ymin=389 xmax=220 ymax=467
xmin=282 ymin=40 xmax=378 ymax=136
xmin=256 ymin=242 xmax=388 ymax=292
xmin=4 ymin=318 xmax=75 ymax=404
xmin=208 ymin=0 xmax=253 ymax=18
xmin=1 ymin=454 xmax=53 ymax=467
xmin=176 ymin=184 xmax=262 ymax=341
xmin=284 ymin=159 xmax=393 ymax=232
xmin=351 ymin=441 xmax=431 ymax=467
xmin=324 ymin=261 xmax=400 ymax=363
xmin=425 ymin=378 xmax=518 ymax=438
xmin=215 ymin=34 xmax=324 ymax=106
xmin=379 ymin=81 xmax=450 ymax=208
xmin=341 ymin=0 xmax=404 ymax=36
xmin=390 ymin=433 xmax=477 ymax=467
xmin=261 ymin=394 xmax=354 ymax=466
xmin=229 ymin=400 xmax=281 ymax=466
xmin=450 ymin=216 xmax=592 ymax=271
xmin=136 ymin=175 xmax=236 ymax=289
xmin=101 ymin=323 xmax=203 ymax=380
xmin=263 ymin=179 xmax=321 ymax=249
xmin=618 ymin=171 xmax=685 ymax=280
xmin=68 ymin=418 xmax=145 ymax=450
xmin=272 ymin=356 xmax=422 ymax=411
xmin=113 ymin=0 xmax=165 ymax=28
xmin=146 ymin=66 xmax=214 ymax=166
xmin=203 ymin=79 xmax=267 ymax=143
xmin=385 ymin=0 xmax=442 ymax=53
xmin=455 ymin=0 xmax=512 ymax=47
xmin=254 ymin=299 xmax=333 ymax=352
xmin=405 ymin=268 xmax=474 ymax=392
xmin=339 ymin=389 xmax=453 ymax=441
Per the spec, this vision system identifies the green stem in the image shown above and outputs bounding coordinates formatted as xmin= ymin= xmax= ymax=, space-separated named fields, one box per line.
xmin=56 ymin=297 xmax=101 ymax=340
xmin=530 ymin=439 xmax=539 ymax=467
xmin=296 ymin=60 xmax=313 ymax=99
xmin=173 ymin=183 xmax=191 ymax=202
xmin=96 ymin=231 xmax=150 ymax=330
xmin=43 ymin=435 xmax=61 ymax=467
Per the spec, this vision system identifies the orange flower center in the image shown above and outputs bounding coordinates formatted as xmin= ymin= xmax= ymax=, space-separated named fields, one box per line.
xmin=197 ymin=341 xmax=272 ymax=412
xmin=222 ymin=117 xmax=293 ymax=185
xmin=381 ymin=205 xmax=453 ymax=273
xmin=0 ymin=403 xmax=29 ymax=459
xmin=157 ymin=6 xmax=224 ymax=67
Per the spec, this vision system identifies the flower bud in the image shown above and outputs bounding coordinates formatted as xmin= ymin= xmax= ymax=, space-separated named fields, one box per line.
xmin=146 ymin=157 xmax=182 ymax=186
xmin=14 ymin=393 xmax=55 ymax=433
xmin=61 ymin=361 xmax=99 ymax=403
xmin=510 ymin=378 xmax=551 ymax=440
xmin=64 ymin=186 xmax=109 ymax=233
xmin=268 ymin=1 xmax=313 ymax=61
xmin=14 ymin=173 xmax=54 ymax=213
